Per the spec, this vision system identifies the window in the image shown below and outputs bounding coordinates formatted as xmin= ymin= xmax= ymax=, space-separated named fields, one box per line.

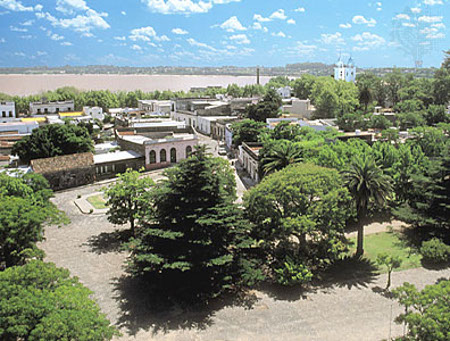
xmin=44 ymin=108 xmax=48 ymax=113
xmin=37 ymin=109 xmax=41 ymax=114
xmin=186 ymin=146 xmax=192 ymax=158
xmin=149 ymin=150 xmax=156 ymax=164
xmin=160 ymin=149 xmax=167 ymax=163
xmin=170 ymin=148 xmax=177 ymax=163
xmin=1 ymin=111 xmax=5 ymax=117
xmin=8 ymin=111 xmax=12 ymax=117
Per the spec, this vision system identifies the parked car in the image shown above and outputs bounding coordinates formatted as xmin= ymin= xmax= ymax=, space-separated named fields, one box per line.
xmin=218 ymin=147 xmax=227 ymax=155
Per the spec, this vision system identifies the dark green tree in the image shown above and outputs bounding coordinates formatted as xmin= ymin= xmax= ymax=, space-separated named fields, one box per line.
xmin=12 ymin=124 xmax=93 ymax=163
xmin=261 ymin=140 xmax=303 ymax=175
xmin=230 ymin=119 xmax=267 ymax=147
xmin=245 ymin=88 xmax=281 ymax=122
xmin=0 ymin=260 xmax=118 ymax=341
xmin=342 ymin=156 xmax=392 ymax=257
xmin=129 ymin=146 xmax=252 ymax=299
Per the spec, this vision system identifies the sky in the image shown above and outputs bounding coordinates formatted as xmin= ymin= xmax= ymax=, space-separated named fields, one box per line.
xmin=0 ymin=0 xmax=448 ymax=68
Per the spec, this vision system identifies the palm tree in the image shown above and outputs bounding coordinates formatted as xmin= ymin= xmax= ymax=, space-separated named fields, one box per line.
xmin=262 ymin=141 xmax=303 ymax=175
xmin=342 ymin=156 xmax=392 ymax=257
xmin=359 ymin=83 xmax=373 ymax=114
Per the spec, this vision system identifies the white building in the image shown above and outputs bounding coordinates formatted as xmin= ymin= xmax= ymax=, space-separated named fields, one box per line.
xmin=197 ymin=116 xmax=237 ymax=135
xmin=282 ymin=99 xmax=316 ymax=119
xmin=29 ymin=100 xmax=74 ymax=115
xmin=138 ymin=100 xmax=173 ymax=115
xmin=334 ymin=56 xmax=356 ymax=82
xmin=83 ymin=107 xmax=104 ymax=121
xmin=0 ymin=121 xmax=38 ymax=135
xmin=277 ymin=86 xmax=292 ymax=99
xmin=0 ymin=102 xmax=16 ymax=123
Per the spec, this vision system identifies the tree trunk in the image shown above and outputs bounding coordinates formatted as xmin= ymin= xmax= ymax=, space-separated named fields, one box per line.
xmin=130 ymin=218 xmax=135 ymax=237
xmin=386 ymin=270 xmax=392 ymax=291
xmin=356 ymin=208 xmax=366 ymax=258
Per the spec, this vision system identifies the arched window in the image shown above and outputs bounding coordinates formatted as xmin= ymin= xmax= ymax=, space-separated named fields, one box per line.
xmin=149 ymin=150 xmax=156 ymax=164
xmin=186 ymin=145 xmax=192 ymax=158
xmin=170 ymin=148 xmax=177 ymax=163
xmin=160 ymin=149 xmax=167 ymax=163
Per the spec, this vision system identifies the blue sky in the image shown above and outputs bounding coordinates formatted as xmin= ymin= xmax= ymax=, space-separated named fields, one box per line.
xmin=0 ymin=0 xmax=448 ymax=68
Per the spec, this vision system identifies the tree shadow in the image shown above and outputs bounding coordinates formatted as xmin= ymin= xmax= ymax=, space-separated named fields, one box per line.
xmin=420 ymin=259 xmax=450 ymax=271
xmin=257 ymin=281 xmax=312 ymax=302
xmin=371 ymin=286 xmax=394 ymax=299
xmin=84 ymin=229 xmax=132 ymax=255
xmin=112 ymin=275 xmax=258 ymax=337
xmin=316 ymin=255 xmax=379 ymax=290
xmin=345 ymin=210 xmax=393 ymax=234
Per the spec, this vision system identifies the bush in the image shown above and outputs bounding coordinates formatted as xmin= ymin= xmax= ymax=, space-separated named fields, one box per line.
xmin=274 ymin=256 xmax=313 ymax=286
xmin=420 ymin=238 xmax=450 ymax=263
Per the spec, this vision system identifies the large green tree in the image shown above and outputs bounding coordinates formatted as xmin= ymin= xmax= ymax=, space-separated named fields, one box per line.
xmin=342 ymin=156 xmax=392 ymax=257
xmin=104 ymin=169 xmax=154 ymax=237
xmin=260 ymin=140 xmax=303 ymax=175
xmin=12 ymin=123 xmax=93 ymax=163
xmin=244 ymin=163 xmax=353 ymax=283
xmin=230 ymin=119 xmax=267 ymax=147
xmin=129 ymin=146 xmax=252 ymax=299
xmin=0 ymin=260 xmax=118 ymax=341
xmin=245 ymin=88 xmax=282 ymax=122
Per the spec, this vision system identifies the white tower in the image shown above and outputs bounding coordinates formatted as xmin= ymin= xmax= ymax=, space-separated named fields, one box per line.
xmin=334 ymin=55 xmax=356 ymax=82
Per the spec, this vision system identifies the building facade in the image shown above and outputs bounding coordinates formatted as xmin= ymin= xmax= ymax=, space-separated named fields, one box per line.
xmin=0 ymin=102 xmax=16 ymax=123
xmin=29 ymin=100 xmax=75 ymax=115
xmin=239 ymin=142 xmax=262 ymax=183
xmin=83 ymin=106 xmax=104 ymax=121
xmin=334 ymin=56 xmax=356 ymax=82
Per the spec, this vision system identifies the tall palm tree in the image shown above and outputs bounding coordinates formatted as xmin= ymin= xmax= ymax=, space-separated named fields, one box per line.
xmin=262 ymin=141 xmax=303 ymax=175
xmin=342 ymin=156 xmax=393 ymax=257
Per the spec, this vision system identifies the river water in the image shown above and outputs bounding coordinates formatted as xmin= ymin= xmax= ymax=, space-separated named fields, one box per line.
xmin=0 ymin=74 xmax=272 ymax=96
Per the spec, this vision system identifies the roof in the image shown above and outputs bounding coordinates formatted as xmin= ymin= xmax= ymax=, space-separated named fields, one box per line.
xmin=21 ymin=117 xmax=46 ymax=123
xmin=31 ymin=152 xmax=94 ymax=174
xmin=59 ymin=111 xmax=84 ymax=117
xmin=94 ymin=150 xmax=143 ymax=164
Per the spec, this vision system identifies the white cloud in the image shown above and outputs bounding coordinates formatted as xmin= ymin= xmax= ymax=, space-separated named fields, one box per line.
xmin=270 ymin=9 xmax=287 ymax=20
xmin=426 ymin=32 xmax=445 ymax=39
xmin=50 ymin=33 xmax=64 ymax=40
xmin=403 ymin=23 xmax=416 ymax=27
xmin=0 ymin=0 xmax=39 ymax=12
xmin=253 ymin=14 xmax=271 ymax=22
xmin=351 ymin=32 xmax=385 ymax=51
xmin=129 ymin=26 xmax=169 ymax=42
xmin=339 ymin=23 xmax=352 ymax=29
xmin=352 ymin=15 xmax=377 ymax=27
xmin=141 ymin=0 xmax=241 ymax=15
xmin=418 ymin=15 xmax=443 ymax=23
xmin=271 ymin=31 xmax=286 ymax=38
xmin=14 ymin=52 xmax=26 ymax=57
xmin=121 ymin=11 xmax=126 ymax=15
xmin=294 ymin=7 xmax=305 ymax=13
xmin=411 ymin=7 xmax=422 ymax=13
xmin=394 ymin=14 xmax=410 ymax=20
xmin=56 ymin=0 xmax=88 ymax=15
xmin=172 ymin=28 xmax=188 ymax=35
xmin=10 ymin=25 xmax=27 ymax=32
xmin=287 ymin=19 xmax=296 ymax=25
xmin=114 ymin=36 xmax=126 ymax=41
xmin=20 ymin=19 xmax=33 ymax=26
xmin=288 ymin=41 xmax=317 ymax=56
xmin=229 ymin=33 xmax=250 ymax=44
xmin=20 ymin=34 xmax=32 ymax=39
xmin=187 ymin=38 xmax=217 ymax=51
xmin=432 ymin=22 xmax=446 ymax=29
xmin=420 ymin=27 xmax=438 ymax=34
xmin=321 ymin=32 xmax=345 ymax=45
xmin=36 ymin=50 xmax=47 ymax=56
xmin=0 ymin=38 xmax=6 ymax=43
xmin=423 ymin=0 xmax=443 ymax=5
xmin=61 ymin=41 xmax=72 ymax=46
xmin=131 ymin=44 xmax=142 ymax=51
xmin=218 ymin=16 xmax=246 ymax=32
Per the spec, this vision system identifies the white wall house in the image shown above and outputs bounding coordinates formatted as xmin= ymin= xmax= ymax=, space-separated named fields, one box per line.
xmin=138 ymin=100 xmax=173 ymax=115
xmin=197 ymin=116 xmax=237 ymax=135
xmin=30 ymin=100 xmax=75 ymax=115
xmin=282 ymin=99 xmax=316 ymax=119
xmin=277 ymin=86 xmax=292 ymax=99
xmin=83 ymin=106 xmax=104 ymax=121
xmin=0 ymin=121 xmax=38 ymax=135
xmin=334 ymin=56 xmax=356 ymax=82
xmin=0 ymin=102 xmax=16 ymax=123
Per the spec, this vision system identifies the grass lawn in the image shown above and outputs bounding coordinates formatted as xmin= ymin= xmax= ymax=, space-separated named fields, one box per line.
xmin=348 ymin=231 xmax=422 ymax=273
xmin=87 ymin=194 xmax=107 ymax=210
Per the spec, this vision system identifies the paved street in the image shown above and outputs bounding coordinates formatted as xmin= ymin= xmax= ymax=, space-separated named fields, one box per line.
xmin=39 ymin=178 xmax=450 ymax=341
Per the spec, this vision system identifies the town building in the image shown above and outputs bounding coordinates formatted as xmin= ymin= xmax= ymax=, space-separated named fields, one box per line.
xmin=31 ymin=152 xmax=95 ymax=191
xmin=83 ymin=107 xmax=105 ymax=121
xmin=267 ymin=117 xmax=338 ymax=132
xmin=0 ymin=101 xmax=16 ymax=123
xmin=277 ymin=86 xmax=292 ymax=99
xmin=238 ymin=142 xmax=262 ymax=183
xmin=211 ymin=118 xmax=239 ymax=142
xmin=29 ymin=100 xmax=74 ymax=115
xmin=282 ymin=98 xmax=316 ymax=119
xmin=94 ymin=151 xmax=145 ymax=180
xmin=138 ymin=100 xmax=173 ymax=115
xmin=116 ymin=125 xmax=198 ymax=171
xmin=334 ymin=56 xmax=356 ymax=82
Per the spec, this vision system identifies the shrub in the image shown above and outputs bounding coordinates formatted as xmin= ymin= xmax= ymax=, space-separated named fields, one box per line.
xmin=274 ymin=256 xmax=313 ymax=286
xmin=420 ymin=238 xmax=450 ymax=263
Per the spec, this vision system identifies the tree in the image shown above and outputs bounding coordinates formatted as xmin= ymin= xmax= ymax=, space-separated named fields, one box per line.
xmin=369 ymin=115 xmax=392 ymax=130
xmin=129 ymin=146 xmax=252 ymax=299
xmin=342 ymin=156 xmax=392 ymax=257
xmin=424 ymin=105 xmax=449 ymax=126
xmin=393 ymin=280 xmax=450 ymax=341
xmin=358 ymin=82 xmax=373 ymax=113
xmin=397 ymin=111 xmax=426 ymax=130
xmin=245 ymin=88 xmax=281 ymax=122
xmin=244 ymin=163 xmax=353 ymax=283
xmin=376 ymin=253 xmax=402 ymax=290
xmin=0 ymin=260 xmax=118 ymax=341
xmin=226 ymin=83 xmax=243 ymax=98
xmin=104 ymin=169 xmax=154 ymax=237
xmin=230 ymin=119 xmax=266 ymax=147
xmin=261 ymin=140 xmax=303 ymax=175
xmin=12 ymin=124 xmax=93 ymax=163
xmin=292 ymin=74 xmax=317 ymax=99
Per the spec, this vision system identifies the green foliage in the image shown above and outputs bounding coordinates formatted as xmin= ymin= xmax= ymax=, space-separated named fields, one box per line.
xmin=12 ymin=124 xmax=94 ymax=163
xmin=104 ymin=169 xmax=154 ymax=236
xmin=274 ymin=256 xmax=313 ymax=286
xmin=393 ymin=280 xmax=450 ymax=341
xmin=369 ymin=114 xmax=392 ymax=130
xmin=130 ymin=146 xmax=254 ymax=299
xmin=230 ymin=119 xmax=267 ymax=146
xmin=244 ymin=163 xmax=353 ymax=284
xmin=244 ymin=88 xmax=281 ymax=122
xmin=419 ymin=238 xmax=450 ymax=263
xmin=376 ymin=253 xmax=402 ymax=290
xmin=0 ymin=260 xmax=118 ymax=341
xmin=261 ymin=140 xmax=303 ymax=175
